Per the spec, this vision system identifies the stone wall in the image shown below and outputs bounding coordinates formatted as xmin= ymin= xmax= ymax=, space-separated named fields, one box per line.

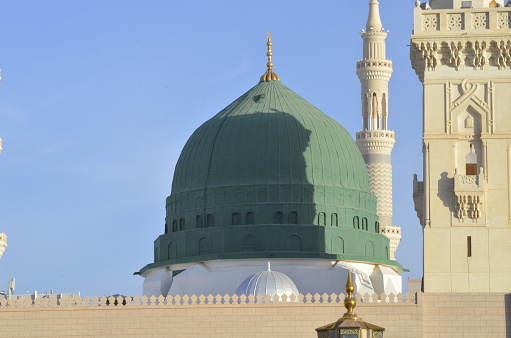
xmin=0 ymin=293 xmax=508 ymax=337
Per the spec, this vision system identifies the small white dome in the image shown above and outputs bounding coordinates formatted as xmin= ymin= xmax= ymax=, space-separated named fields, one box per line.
xmin=236 ymin=265 xmax=299 ymax=300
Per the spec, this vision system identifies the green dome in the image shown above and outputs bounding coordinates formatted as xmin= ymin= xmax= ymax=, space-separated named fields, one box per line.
xmin=140 ymin=80 xmax=401 ymax=275
xmin=172 ymin=80 xmax=370 ymax=195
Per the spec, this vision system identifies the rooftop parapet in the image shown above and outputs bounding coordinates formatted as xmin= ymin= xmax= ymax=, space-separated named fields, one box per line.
xmin=413 ymin=5 xmax=511 ymax=34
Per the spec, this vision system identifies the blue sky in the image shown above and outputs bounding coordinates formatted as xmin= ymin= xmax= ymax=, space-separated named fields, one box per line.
xmin=0 ymin=1 xmax=423 ymax=296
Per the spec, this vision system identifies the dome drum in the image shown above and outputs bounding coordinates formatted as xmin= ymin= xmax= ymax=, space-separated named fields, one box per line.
xmin=144 ymin=224 xmax=394 ymax=274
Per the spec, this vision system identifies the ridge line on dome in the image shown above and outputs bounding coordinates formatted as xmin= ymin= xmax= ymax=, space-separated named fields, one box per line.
xmin=201 ymin=110 xmax=231 ymax=215
xmin=276 ymin=86 xmax=307 ymax=185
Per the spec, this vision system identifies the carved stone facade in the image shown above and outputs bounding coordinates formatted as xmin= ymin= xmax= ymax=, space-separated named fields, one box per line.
xmin=355 ymin=0 xmax=401 ymax=260
xmin=411 ymin=3 xmax=511 ymax=292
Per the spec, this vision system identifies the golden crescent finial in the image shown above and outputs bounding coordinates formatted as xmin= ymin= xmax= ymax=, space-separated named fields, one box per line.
xmin=260 ymin=32 xmax=280 ymax=82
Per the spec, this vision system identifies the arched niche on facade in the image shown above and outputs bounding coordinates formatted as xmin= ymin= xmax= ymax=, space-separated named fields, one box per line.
xmin=456 ymin=105 xmax=482 ymax=137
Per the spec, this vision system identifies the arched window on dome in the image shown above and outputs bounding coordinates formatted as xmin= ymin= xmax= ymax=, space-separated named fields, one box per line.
xmin=168 ymin=242 xmax=176 ymax=259
xmin=353 ymin=216 xmax=360 ymax=229
xmin=172 ymin=220 xmax=177 ymax=232
xmin=199 ymin=237 xmax=211 ymax=255
xmin=375 ymin=221 xmax=380 ymax=233
xmin=331 ymin=213 xmax=338 ymax=227
xmin=385 ymin=246 xmax=389 ymax=260
xmin=318 ymin=213 xmax=326 ymax=226
xmin=246 ymin=212 xmax=254 ymax=224
xmin=362 ymin=218 xmax=368 ymax=231
xmin=290 ymin=211 xmax=298 ymax=224
xmin=286 ymin=235 xmax=302 ymax=251
xmin=206 ymin=214 xmax=214 ymax=228
xmin=242 ymin=235 xmax=256 ymax=252
xmin=365 ymin=241 xmax=375 ymax=257
xmin=179 ymin=218 xmax=185 ymax=231
xmin=232 ymin=212 xmax=240 ymax=225
xmin=275 ymin=211 xmax=283 ymax=224
xmin=332 ymin=236 xmax=344 ymax=253
xmin=232 ymin=213 xmax=240 ymax=225
xmin=196 ymin=215 xmax=202 ymax=228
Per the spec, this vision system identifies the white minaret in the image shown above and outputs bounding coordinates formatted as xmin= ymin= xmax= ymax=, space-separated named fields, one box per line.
xmin=355 ymin=0 xmax=401 ymax=260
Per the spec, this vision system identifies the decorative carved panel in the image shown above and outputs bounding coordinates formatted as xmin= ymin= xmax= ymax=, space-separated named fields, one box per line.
xmin=498 ymin=12 xmax=511 ymax=29
xmin=423 ymin=14 xmax=439 ymax=31
xmin=472 ymin=13 xmax=488 ymax=30
xmin=454 ymin=173 xmax=485 ymax=223
xmin=448 ymin=14 xmax=464 ymax=31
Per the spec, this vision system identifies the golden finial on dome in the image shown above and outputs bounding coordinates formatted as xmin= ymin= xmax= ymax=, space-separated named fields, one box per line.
xmin=343 ymin=271 xmax=358 ymax=318
xmin=260 ymin=32 xmax=280 ymax=82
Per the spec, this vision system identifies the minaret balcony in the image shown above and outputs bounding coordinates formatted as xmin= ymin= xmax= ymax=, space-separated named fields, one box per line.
xmin=356 ymin=60 xmax=392 ymax=69
xmin=356 ymin=130 xmax=395 ymax=140
xmin=356 ymin=130 xmax=395 ymax=154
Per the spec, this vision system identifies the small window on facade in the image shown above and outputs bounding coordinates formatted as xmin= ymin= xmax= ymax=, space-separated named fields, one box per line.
xmin=232 ymin=213 xmax=240 ymax=225
xmin=466 ymin=164 xmax=477 ymax=175
xmin=275 ymin=211 xmax=283 ymax=224
xmin=246 ymin=212 xmax=254 ymax=224
xmin=196 ymin=215 xmax=202 ymax=228
xmin=179 ymin=218 xmax=185 ymax=231
xmin=375 ymin=222 xmax=380 ymax=233
xmin=165 ymin=222 xmax=168 ymax=234
xmin=467 ymin=236 xmax=472 ymax=257
xmin=206 ymin=214 xmax=214 ymax=228
xmin=362 ymin=218 xmax=368 ymax=230
xmin=461 ymin=1 xmax=472 ymax=8
xmin=466 ymin=144 xmax=477 ymax=176
xmin=172 ymin=220 xmax=177 ymax=232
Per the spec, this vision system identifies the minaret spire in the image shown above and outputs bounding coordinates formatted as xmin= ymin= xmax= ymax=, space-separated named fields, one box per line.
xmin=366 ymin=0 xmax=383 ymax=31
xmin=356 ymin=0 xmax=401 ymax=260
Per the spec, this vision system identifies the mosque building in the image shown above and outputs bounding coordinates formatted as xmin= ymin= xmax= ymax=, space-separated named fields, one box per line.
xmin=138 ymin=0 xmax=404 ymax=298
xmin=4 ymin=1 xmax=511 ymax=336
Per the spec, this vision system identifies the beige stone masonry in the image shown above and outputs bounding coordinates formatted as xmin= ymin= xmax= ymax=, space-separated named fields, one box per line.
xmin=0 ymin=292 xmax=508 ymax=337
